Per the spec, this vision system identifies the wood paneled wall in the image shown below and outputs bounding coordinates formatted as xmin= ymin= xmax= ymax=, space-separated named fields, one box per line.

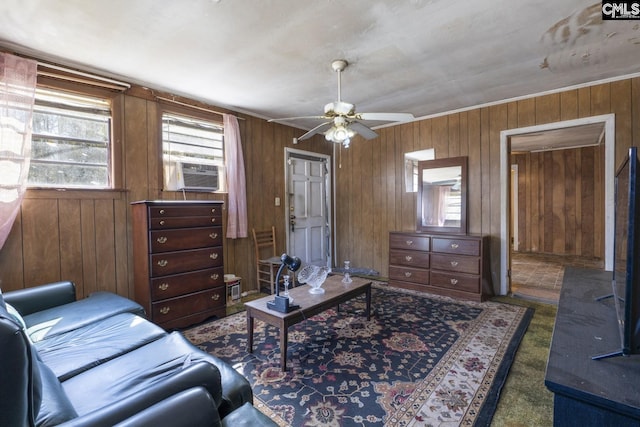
xmin=0 ymin=75 xmax=638 ymax=297
xmin=511 ymin=146 xmax=605 ymax=258
xmin=334 ymin=78 xmax=639 ymax=290
xmin=0 ymin=89 xmax=330 ymax=297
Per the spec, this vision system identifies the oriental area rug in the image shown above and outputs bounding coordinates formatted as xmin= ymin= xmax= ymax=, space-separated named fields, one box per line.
xmin=183 ymin=284 xmax=533 ymax=426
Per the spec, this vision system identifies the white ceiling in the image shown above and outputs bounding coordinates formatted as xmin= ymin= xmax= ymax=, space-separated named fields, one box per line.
xmin=1 ymin=1 xmax=639 ymax=139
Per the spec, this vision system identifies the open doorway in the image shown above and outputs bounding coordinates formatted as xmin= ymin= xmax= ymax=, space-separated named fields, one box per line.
xmin=500 ymin=115 xmax=615 ymax=301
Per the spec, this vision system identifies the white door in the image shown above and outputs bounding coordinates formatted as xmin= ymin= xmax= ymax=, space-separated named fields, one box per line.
xmin=285 ymin=148 xmax=331 ymax=267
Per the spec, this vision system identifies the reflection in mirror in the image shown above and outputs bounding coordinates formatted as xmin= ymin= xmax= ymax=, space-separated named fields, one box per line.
xmin=417 ymin=156 xmax=467 ymax=234
xmin=421 ymin=166 xmax=462 ymax=227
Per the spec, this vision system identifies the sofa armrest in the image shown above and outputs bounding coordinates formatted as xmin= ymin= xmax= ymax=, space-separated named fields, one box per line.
xmin=4 ymin=281 xmax=76 ymax=315
xmin=221 ymin=402 xmax=278 ymax=427
xmin=113 ymin=387 xmax=221 ymax=427
xmin=57 ymin=362 xmax=223 ymax=427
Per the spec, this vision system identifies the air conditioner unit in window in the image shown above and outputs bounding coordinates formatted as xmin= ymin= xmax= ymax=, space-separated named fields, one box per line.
xmin=164 ymin=162 xmax=219 ymax=192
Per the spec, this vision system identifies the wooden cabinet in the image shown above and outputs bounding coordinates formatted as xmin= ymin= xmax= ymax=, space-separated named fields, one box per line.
xmin=388 ymin=232 xmax=492 ymax=302
xmin=132 ymin=200 xmax=225 ymax=329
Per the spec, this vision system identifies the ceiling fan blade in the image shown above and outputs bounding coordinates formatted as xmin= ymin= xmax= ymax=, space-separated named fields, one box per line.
xmin=356 ymin=112 xmax=415 ymax=122
xmin=268 ymin=115 xmax=327 ymax=123
xmin=349 ymin=122 xmax=378 ymax=140
xmin=299 ymin=121 xmax=333 ymax=140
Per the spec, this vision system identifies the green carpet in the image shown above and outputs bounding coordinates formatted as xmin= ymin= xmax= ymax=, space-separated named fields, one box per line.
xmin=489 ymin=297 xmax=557 ymax=426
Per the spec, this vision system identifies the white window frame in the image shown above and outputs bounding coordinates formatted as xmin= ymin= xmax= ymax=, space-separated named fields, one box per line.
xmin=28 ymin=87 xmax=112 ymax=189
xmin=161 ymin=112 xmax=226 ymax=192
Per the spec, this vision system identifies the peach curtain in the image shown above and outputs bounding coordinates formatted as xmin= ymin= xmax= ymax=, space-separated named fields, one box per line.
xmin=0 ymin=53 xmax=37 ymax=250
xmin=421 ymin=185 xmax=450 ymax=227
xmin=223 ymin=113 xmax=247 ymax=239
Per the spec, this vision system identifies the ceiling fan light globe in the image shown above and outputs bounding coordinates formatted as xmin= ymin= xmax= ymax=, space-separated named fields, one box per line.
xmin=333 ymin=126 xmax=350 ymax=142
xmin=336 ymin=102 xmax=355 ymax=115
xmin=324 ymin=127 xmax=335 ymax=141
xmin=324 ymin=102 xmax=355 ymax=116
xmin=324 ymin=102 xmax=335 ymax=115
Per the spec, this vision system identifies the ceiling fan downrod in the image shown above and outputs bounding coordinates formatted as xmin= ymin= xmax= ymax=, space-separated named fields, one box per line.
xmin=331 ymin=59 xmax=348 ymax=103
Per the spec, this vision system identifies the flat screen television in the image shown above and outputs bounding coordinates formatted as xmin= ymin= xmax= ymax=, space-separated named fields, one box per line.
xmin=594 ymin=146 xmax=640 ymax=360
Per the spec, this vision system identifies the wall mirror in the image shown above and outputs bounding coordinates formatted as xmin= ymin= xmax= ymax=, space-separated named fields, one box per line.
xmin=417 ymin=156 xmax=467 ymax=234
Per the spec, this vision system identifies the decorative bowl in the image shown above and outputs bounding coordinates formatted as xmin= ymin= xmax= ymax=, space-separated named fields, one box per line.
xmin=298 ymin=265 xmax=331 ymax=294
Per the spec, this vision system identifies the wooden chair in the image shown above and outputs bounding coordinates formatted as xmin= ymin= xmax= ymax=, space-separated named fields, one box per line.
xmin=252 ymin=227 xmax=282 ymax=294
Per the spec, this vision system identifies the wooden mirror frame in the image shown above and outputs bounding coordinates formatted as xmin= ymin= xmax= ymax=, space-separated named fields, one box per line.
xmin=416 ymin=156 xmax=468 ymax=234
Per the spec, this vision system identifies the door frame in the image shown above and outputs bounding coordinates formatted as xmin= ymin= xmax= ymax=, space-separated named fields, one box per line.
xmin=499 ymin=114 xmax=615 ymax=296
xmin=284 ymin=147 xmax=332 ymax=267
xmin=511 ymin=163 xmax=519 ymax=252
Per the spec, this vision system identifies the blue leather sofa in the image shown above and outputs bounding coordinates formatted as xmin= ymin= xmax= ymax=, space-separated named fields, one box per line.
xmin=0 ymin=281 xmax=275 ymax=427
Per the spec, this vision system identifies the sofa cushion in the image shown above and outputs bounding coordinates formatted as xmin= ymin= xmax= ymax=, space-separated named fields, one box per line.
xmin=34 ymin=357 xmax=78 ymax=427
xmin=24 ymin=292 xmax=145 ymax=342
xmin=35 ymin=312 xmax=166 ymax=381
xmin=62 ymin=332 xmax=226 ymax=416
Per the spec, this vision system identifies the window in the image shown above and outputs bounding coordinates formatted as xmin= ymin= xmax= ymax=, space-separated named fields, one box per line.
xmin=162 ymin=112 xmax=225 ymax=192
xmin=29 ymin=88 xmax=112 ymax=188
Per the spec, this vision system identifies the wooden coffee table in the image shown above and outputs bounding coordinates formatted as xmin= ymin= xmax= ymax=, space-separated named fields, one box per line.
xmin=245 ymin=275 xmax=372 ymax=371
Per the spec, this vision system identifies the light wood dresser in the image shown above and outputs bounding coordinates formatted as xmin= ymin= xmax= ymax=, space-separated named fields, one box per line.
xmin=132 ymin=200 xmax=225 ymax=329
xmin=389 ymin=232 xmax=492 ymax=302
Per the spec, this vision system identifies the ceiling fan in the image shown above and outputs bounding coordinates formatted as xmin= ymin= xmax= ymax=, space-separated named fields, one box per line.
xmin=269 ymin=59 xmax=415 ymax=148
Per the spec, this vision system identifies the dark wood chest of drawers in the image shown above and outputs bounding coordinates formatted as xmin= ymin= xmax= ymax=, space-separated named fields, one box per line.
xmin=132 ymin=200 xmax=225 ymax=329
xmin=388 ymin=232 xmax=492 ymax=301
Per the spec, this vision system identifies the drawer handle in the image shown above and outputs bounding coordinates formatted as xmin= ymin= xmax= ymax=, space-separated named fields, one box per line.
xmin=450 ymin=243 xmax=459 ymax=249
xmin=159 ymin=209 xmax=165 ymax=215
xmin=209 ymin=232 xmax=218 ymax=239
xmin=212 ymin=294 xmax=220 ymax=301
xmin=210 ymin=253 xmax=219 ymax=260
xmin=211 ymin=273 xmax=219 ymax=280
xmin=157 ymin=236 xmax=167 ymax=244
xmin=405 ymin=240 xmax=413 ymax=246
xmin=157 ymin=260 xmax=168 ymax=267
xmin=404 ymin=272 xmax=412 ymax=278
xmin=159 ymin=307 xmax=170 ymax=315
xmin=159 ymin=220 xmax=165 ymax=226
xmin=211 ymin=208 xmax=217 ymax=213
xmin=405 ymin=255 xmax=413 ymax=262
xmin=158 ymin=283 xmax=169 ymax=291
xmin=211 ymin=218 xmax=217 ymax=224
xmin=450 ymin=261 xmax=458 ymax=267
xmin=450 ymin=278 xmax=458 ymax=285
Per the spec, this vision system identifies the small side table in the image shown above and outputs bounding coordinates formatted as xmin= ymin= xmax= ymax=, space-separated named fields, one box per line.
xmin=225 ymin=277 xmax=242 ymax=305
